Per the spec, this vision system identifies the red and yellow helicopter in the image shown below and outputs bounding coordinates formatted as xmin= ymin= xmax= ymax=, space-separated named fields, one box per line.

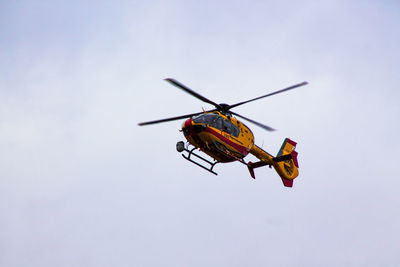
xmin=139 ymin=78 xmax=308 ymax=187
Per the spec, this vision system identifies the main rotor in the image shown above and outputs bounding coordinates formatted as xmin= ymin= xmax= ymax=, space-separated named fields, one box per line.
xmin=138 ymin=78 xmax=308 ymax=131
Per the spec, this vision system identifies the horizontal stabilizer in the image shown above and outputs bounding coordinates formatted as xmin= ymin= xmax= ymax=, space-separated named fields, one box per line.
xmin=247 ymin=161 xmax=269 ymax=179
xmin=273 ymin=153 xmax=292 ymax=162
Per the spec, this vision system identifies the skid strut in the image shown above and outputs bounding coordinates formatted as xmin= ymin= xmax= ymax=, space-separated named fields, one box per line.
xmin=176 ymin=141 xmax=219 ymax=175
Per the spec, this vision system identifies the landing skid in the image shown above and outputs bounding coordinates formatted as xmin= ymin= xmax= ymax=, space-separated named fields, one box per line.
xmin=176 ymin=141 xmax=219 ymax=175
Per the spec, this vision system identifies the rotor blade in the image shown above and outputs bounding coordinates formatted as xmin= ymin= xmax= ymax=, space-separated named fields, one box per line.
xmin=228 ymin=81 xmax=308 ymax=110
xmin=231 ymin=111 xmax=276 ymax=131
xmin=138 ymin=111 xmax=205 ymax=126
xmin=165 ymin=78 xmax=222 ymax=110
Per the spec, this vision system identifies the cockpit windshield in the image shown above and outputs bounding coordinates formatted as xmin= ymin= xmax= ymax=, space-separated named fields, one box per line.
xmin=193 ymin=113 xmax=240 ymax=137
xmin=193 ymin=114 xmax=221 ymax=128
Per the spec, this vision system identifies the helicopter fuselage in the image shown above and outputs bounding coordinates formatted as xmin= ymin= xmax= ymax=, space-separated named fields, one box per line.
xmin=182 ymin=111 xmax=254 ymax=162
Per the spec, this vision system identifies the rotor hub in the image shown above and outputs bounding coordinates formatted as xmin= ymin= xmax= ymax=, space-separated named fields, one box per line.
xmin=218 ymin=103 xmax=230 ymax=112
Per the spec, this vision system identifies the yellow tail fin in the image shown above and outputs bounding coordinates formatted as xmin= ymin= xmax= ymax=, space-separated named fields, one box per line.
xmin=272 ymin=138 xmax=299 ymax=187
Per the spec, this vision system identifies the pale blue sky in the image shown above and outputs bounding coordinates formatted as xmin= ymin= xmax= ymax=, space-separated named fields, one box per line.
xmin=1 ymin=1 xmax=400 ymax=266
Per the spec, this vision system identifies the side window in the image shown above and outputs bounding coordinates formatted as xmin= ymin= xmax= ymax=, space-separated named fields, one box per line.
xmin=222 ymin=120 xmax=231 ymax=134
xmin=222 ymin=120 xmax=240 ymax=137
xmin=209 ymin=116 xmax=222 ymax=130
xmin=233 ymin=125 xmax=239 ymax=137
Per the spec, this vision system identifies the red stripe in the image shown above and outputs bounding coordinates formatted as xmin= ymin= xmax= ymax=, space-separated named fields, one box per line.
xmin=205 ymin=127 xmax=250 ymax=156
xmin=291 ymin=151 xmax=299 ymax=168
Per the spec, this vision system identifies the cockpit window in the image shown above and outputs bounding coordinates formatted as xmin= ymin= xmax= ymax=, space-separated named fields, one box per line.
xmin=193 ymin=114 xmax=215 ymax=124
xmin=193 ymin=114 xmax=239 ymax=137
xmin=193 ymin=114 xmax=222 ymax=129
xmin=193 ymin=114 xmax=213 ymax=123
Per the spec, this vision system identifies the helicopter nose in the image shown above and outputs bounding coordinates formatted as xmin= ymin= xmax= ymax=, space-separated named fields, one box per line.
xmin=183 ymin=118 xmax=207 ymax=136
xmin=182 ymin=118 xmax=193 ymax=136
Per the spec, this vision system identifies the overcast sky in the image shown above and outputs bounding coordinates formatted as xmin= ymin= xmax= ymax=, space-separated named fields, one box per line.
xmin=1 ymin=1 xmax=400 ymax=266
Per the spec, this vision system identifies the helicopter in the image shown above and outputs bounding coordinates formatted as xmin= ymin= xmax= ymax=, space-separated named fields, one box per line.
xmin=138 ymin=78 xmax=308 ymax=187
